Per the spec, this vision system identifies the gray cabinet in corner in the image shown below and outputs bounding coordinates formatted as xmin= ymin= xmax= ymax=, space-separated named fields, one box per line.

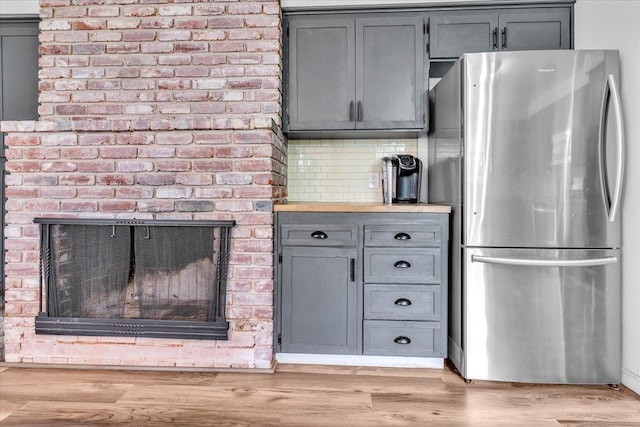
xmin=275 ymin=211 xmax=449 ymax=359
xmin=285 ymin=14 xmax=426 ymax=134
xmin=429 ymin=7 xmax=571 ymax=59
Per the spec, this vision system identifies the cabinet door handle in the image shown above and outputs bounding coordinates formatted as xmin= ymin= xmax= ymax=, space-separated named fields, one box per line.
xmin=350 ymin=258 xmax=355 ymax=282
xmin=394 ymin=336 xmax=411 ymax=345
xmin=492 ymin=28 xmax=498 ymax=49
xmin=501 ymin=27 xmax=507 ymax=49
xmin=394 ymin=232 xmax=411 ymax=241
xmin=394 ymin=260 xmax=411 ymax=269
xmin=357 ymin=101 xmax=363 ymax=121
xmin=349 ymin=100 xmax=355 ymax=121
xmin=311 ymin=231 xmax=328 ymax=239
xmin=394 ymin=298 xmax=412 ymax=306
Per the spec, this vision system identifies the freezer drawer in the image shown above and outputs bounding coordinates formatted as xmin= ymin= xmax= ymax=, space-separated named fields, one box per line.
xmin=462 ymin=247 xmax=621 ymax=384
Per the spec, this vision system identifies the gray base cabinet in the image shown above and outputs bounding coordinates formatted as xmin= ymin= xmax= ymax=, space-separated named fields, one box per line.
xmin=281 ymin=246 xmax=359 ymax=354
xmin=276 ymin=212 xmax=449 ymax=359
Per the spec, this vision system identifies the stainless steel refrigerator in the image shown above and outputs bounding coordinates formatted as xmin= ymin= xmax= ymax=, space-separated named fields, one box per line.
xmin=428 ymin=50 xmax=624 ymax=384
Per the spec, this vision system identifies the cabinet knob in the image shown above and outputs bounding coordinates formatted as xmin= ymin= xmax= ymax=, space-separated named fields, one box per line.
xmin=394 ymin=298 xmax=412 ymax=306
xmin=393 ymin=260 xmax=411 ymax=269
xmin=394 ymin=232 xmax=411 ymax=240
xmin=394 ymin=336 xmax=411 ymax=345
xmin=311 ymin=231 xmax=328 ymax=239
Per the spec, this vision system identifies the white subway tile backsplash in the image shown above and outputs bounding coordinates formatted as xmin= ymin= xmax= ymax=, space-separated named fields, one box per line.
xmin=287 ymin=138 xmax=418 ymax=202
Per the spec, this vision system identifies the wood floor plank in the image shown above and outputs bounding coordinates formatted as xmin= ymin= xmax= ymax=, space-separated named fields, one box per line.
xmin=0 ymin=364 xmax=638 ymax=426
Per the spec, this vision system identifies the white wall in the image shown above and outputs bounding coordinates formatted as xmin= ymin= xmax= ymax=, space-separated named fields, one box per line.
xmin=0 ymin=0 xmax=39 ymax=15
xmin=575 ymin=0 xmax=640 ymax=395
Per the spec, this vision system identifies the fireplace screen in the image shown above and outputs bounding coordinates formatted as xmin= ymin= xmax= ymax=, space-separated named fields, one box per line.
xmin=35 ymin=218 xmax=234 ymax=340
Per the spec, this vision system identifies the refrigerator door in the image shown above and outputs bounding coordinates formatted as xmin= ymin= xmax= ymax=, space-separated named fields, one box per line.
xmin=463 ymin=50 xmax=623 ymax=248
xmin=462 ymin=247 xmax=621 ymax=384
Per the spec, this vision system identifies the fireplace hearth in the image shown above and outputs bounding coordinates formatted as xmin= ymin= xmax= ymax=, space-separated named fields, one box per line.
xmin=35 ymin=218 xmax=235 ymax=340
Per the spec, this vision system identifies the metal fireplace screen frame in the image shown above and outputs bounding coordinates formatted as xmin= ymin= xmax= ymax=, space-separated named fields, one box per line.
xmin=34 ymin=218 xmax=235 ymax=340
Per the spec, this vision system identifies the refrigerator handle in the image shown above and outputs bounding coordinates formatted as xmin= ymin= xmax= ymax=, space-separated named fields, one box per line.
xmin=471 ymin=255 xmax=618 ymax=268
xmin=607 ymin=74 xmax=625 ymax=223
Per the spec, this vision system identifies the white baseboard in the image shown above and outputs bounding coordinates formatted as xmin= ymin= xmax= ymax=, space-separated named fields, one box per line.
xmin=275 ymin=353 xmax=444 ymax=369
xmin=622 ymin=367 xmax=640 ymax=396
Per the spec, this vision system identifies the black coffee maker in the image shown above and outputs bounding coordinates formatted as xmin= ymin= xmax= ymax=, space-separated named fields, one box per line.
xmin=394 ymin=154 xmax=422 ymax=203
xmin=381 ymin=154 xmax=422 ymax=204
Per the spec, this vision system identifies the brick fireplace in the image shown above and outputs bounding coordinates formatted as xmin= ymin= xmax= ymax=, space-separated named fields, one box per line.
xmin=0 ymin=0 xmax=286 ymax=369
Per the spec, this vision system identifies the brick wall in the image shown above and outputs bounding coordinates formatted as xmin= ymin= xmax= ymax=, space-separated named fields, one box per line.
xmin=0 ymin=0 xmax=286 ymax=369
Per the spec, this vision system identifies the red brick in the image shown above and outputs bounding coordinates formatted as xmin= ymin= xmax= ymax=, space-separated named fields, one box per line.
xmin=208 ymin=17 xmax=244 ymax=29
xmin=100 ymin=147 xmax=137 ymax=158
xmin=194 ymin=188 xmax=233 ymax=199
xmin=96 ymin=175 xmax=134 ymax=186
xmin=175 ymin=147 xmax=214 ymax=158
xmin=117 ymin=160 xmax=154 ymax=172
xmin=136 ymin=174 xmax=175 ymax=186
xmin=39 ymin=44 xmax=72 ymax=55
xmin=77 ymin=188 xmax=114 ymax=198
xmin=156 ymin=187 xmax=191 ymax=198
xmin=60 ymin=201 xmax=98 ymax=212
xmin=117 ymin=134 xmax=153 ymax=145
xmin=175 ymin=174 xmax=213 ymax=186
xmin=155 ymin=160 xmax=191 ymax=172
xmin=175 ymin=18 xmax=208 ymax=29
xmin=116 ymin=188 xmax=154 ymax=199
xmin=78 ymin=161 xmax=116 ymax=173
xmin=122 ymin=6 xmax=157 ymax=17
xmin=98 ymin=201 xmax=136 ymax=212
xmin=79 ymin=134 xmax=115 ymax=145
xmin=193 ymin=159 xmax=232 ymax=172
xmin=74 ymin=19 xmax=107 ymax=30
xmin=156 ymin=133 xmax=193 ymax=145
xmin=228 ymin=4 xmax=263 ymax=15
xmin=138 ymin=200 xmax=175 ymax=213
xmin=41 ymin=162 xmax=78 ymax=172
xmin=59 ymin=175 xmax=95 ymax=185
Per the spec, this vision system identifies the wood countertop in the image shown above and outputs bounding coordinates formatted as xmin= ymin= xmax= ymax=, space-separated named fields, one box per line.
xmin=274 ymin=202 xmax=451 ymax=213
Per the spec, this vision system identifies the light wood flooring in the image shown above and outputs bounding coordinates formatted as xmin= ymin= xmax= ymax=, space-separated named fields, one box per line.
xmin=1 ymin=363 xmax=639 ymax=426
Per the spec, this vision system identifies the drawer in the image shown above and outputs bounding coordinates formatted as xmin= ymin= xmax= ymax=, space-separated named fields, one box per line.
xmin=364 ymin=225 xmax=442 ymax=247
xmin=364 ymin=284 xmax=440 ymax=321
xmin=364 ymin=248 xmax=441 ymax=284
xmin=363 ymin=320 xmax=441 ymax=357
xmin=281 ymin=224 xmax=358 ymax=247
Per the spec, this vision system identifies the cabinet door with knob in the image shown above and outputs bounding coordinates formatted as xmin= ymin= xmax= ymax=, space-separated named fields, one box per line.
xmin=280 ymin=246 xmax=359 ymax=354
xmin=286 ymin=16 xmax=355 ymax=131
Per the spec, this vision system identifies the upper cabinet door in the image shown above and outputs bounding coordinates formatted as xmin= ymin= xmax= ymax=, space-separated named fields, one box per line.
xmin=498 ymin=9 xmax=571 ymax=51
xmin=356 ymin=16 xmax=425 ymax=130
xmin=287 ymin=17 xmax=356 ymax=131
xmin=429 ymin=12 xmax=499 ymax=59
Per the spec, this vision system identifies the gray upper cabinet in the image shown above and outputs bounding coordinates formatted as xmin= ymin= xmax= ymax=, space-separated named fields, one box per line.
xmin=356 ymin=16 xmax=425 ymax=130
xmin=429 ymin=7 xmax=571 ymax=60
xmin=499 ymin=9 xmax=571 ymax=51
xmin=286 ymin=14 xmax=425 ymax=133
xmin=429 ymin=12 xmax=498 ymax=59
xmin=287 ymin=17 xmax=355 ymax=131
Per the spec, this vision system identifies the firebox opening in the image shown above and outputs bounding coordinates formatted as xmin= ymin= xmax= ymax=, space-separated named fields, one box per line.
xmin=34 ymin=218 xmax=235 ymax=340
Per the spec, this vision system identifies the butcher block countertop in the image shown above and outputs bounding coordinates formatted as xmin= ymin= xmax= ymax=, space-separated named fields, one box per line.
xmin=274 ymin=202 xmax=451 ymax=213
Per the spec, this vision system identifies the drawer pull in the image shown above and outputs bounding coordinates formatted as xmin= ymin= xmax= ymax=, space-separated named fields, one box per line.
xmin=311 ymin=231 xmax=328 ymax=239
xmin=394 ymin=260 xmax=411 ymax=269
xmin=394 ymin=298 xmax=412 ymax=306
xmin=394 ymin=232 xmax=411 ymax=240
xmin=394 ymin=336 xmax=411 ymax=345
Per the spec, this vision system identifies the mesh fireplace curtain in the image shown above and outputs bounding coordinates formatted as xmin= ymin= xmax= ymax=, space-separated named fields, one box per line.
xmin=35 ymin=218 xmax=234 ymax=340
